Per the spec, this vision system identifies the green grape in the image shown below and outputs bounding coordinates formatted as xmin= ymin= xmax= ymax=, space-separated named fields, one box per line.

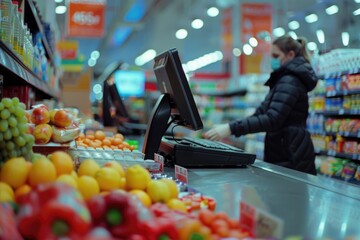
xmin=9 ymin=150 xmax=17 ymax=158
xmin=8 ymin=116 xmax=17 ymax=127
xmin=14 ymin=136 xmax=26 ymax=147
xmin=1 ymin=98 xmax=12 ymax=108
xmin=3 ymin=129 xmax=12 ymax=140
xmin=11 ymin=97 xmax=20 ymax=106
xmin=0 ymin=119 xmax=9 ymax=132
xmin=1 ymin=109 xmax=10 ymax=119
xmin=18 ymin=116 xmax=28 ymax=124
xmin=0 ymin=141 xmax=5 ymax=148
xmin=18 ymin=102 xmax=26 ymax=110
xmin=11 ymin=127 xmax=20 ymax=137
xmin=14 ymin=106 xmax=25 ymax=118
xmin=24 ymin=134 xmax=35 ymax=145
xmin=0 ymin=103 xmax=4 ymax=111
xmin=0 ymin=132 xmax=3 ymax=141
xmin=18 ymin=123 xmax=28 ymax=134
xmin=5 ymin=141 xmax=15 ymax=151
xmin=8 ymin=105 xmax=15 ymax=113
xmin=21 ymin=146 xmax=28 ymax=156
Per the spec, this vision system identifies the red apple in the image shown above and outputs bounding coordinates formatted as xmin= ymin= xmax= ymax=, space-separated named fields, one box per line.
xmin=53 ymin=110 xmax=73 ymax=128
xmin=33 ymin=123 xmax=53 ymax=144
xmin=31 ymin=107 xmax=50 ymax=125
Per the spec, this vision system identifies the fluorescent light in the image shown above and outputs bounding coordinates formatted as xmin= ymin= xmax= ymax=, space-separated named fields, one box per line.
xmin=243 ymin=44 xmax=253 ymax=55
xmin=288 ymin=20 xmax=300 ymax=30
xmin=135 ymin=49 xmax=157 ymax=66
xmin=273 ymin=27 xmax=285 ymax=37
xmin=288 ymin=31 xmax=298 ymax=39
xmin=191 ymin=19 xmax=204 ymax=29
xmin=175 ymin=28 xmax=188 ymax=39
xmin=93 ymin=84 xmax=102 ymax=94
xmin=55 ymin=0 xmax=63 ymax=3
xmin=355 ymin=0 xmax=360 ymax=3
xmin=316 ymin=30 xmax=325 ymax=44
xmin=184 ymin=51 xmax=223 ymax=72
xmin=91 ymin=50 xmax=100 ymax=60
xmin=325 ymin=5 xmax=338 ymax=15
xmin=88 ymin=58 xmax=96 ymax=67
xmin=354 ymin=8 xmax=360 ymax=15
xmin=55 ymin=5 xmax=66 ymax=14
xmin=249 ymin=37 xmax=258 ymax=47
xmin=232 ymin=48 xmax=241 ymax=56
xmin=342 ymin=32 xmax=350 ymax=46
xmin=307 ymin=42 xmax=317 ymax=51
xmin=305 ymin=13 xmax=318 ymax=23
xmin=207 ymin=7 xmax=219 ymax=17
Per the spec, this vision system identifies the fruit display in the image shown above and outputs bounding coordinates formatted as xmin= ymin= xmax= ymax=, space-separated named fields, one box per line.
xmin=0 ymin=97 xmax=35 ymax=162
xmin=28 ymin=104 xmax=80 ymax=144
xmin=0 ymin=151 xmax=256 ymax=239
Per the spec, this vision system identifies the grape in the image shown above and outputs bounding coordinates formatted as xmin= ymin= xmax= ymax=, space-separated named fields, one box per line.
xmin=8 ymin=105 xmax=15 ymax=113
xmin=24 ymin=134 xmax=35 ymax=145
xmin=3 ymin=129 xmax=12 ymax=140
xmin=19 ymin=102 xmax=26 ymax=110
xmin=11 ymin=127 xmax=20 ymax=137
xmin=14 ymin=106 xmax=25 ymax=118
xmin=9 ymin=150 xmax=17 ymax=158
xmin=18 ymin=116 xmax=28 ymax=124
xmin=0 ymin=132 xmax=3 ymax=141
xmin=1 ymin=98 xmax=12 ymax=108
xmin=1 ymin=109 xmax=10 ymax=119
xmin=5 ymin=141 xmax=15 ymax=151
xmin=0 ymin=103 xmax=4 ymax=111
xmin=18 ymin=123 xmax=28 ymax=134
xmin=8 ymin=116 xmax=17 ymax=127
xmin=0 ymin=119 xmax=9 ymax=132
xmin=14 ymin=136 xmax=26 ymax=147
xmin=11 ymin=97 xmax=20 ymax=106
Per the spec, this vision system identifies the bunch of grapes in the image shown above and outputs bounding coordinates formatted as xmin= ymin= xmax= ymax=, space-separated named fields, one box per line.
xmin=0 ymin=97 xmax=35 ymax=162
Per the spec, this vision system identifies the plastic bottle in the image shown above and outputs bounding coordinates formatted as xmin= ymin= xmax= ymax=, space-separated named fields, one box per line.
xmin=0 ymin=0 xmax=12 ymax=46
xmin=9 ymin=0 xmax=18 ymax=51
xmin=17 ymin=8 xmax=24 ymax=60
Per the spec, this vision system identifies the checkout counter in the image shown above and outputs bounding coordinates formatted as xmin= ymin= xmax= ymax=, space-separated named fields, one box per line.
xmin=174 ymin=160 xmax=360 ymax=239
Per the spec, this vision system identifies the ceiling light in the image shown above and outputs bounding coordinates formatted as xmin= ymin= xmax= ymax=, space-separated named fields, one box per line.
xmin=93 ymin=84 xmax=102 ymax=94
xmin=243 ymin=44 xmax=253 ymax=55
xmin=88 ymin=58 xmax=96 ymax=67
xmin=288 ymin=20 xmax=300 ymax=30
xmin=207 ymin=7 xmax=219 ymax=17
xmin=55 ymin=0 xmax=63 ymax=3
xmin=91 ymin=50 xmax=100 ymax=60
xmin=307 ymin=42 xmax=317 ymax=51
xmin=288 ymin=31 xmax=298 ymax=39
xmin=55 ymin=5 xmax=67 ymax=14
xmin=175 ymin=28 xmax=188 ymax=39
xmin=135 ymin=49 xmax=156 ymax=66
xmin=305 ymin=13 xmax=318 ymax=23
xmin=191 ymin=19 xmax=204 ymax=29
xmin=249 ymin=37 xmax=258 ymax=47
xmin=233 ymin=48 xmax=241 ymax=56
xmin=325 ymin=5 xmax=339 ymax=15
xmin=316 ymin=30 xmax=325 ymax=44
xmin=273 ymin=27 xmax=285 ymax=37
xmin=355 ymin=0 xmax=360 ymax=3
xmin=342 ymin=32 xmax=350 ymax=46
xmin=184 ymin=51 xmax=223 ymax=72
xmin=354 ymin=8 xmax=360 ymax=15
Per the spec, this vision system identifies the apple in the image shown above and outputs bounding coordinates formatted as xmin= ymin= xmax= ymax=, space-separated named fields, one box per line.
xmin=53 ymin=110 xmax=73 ymax=128
xmin=31 ymin=107 xmax=50 ymax=125
xmin=49 ymin=109 xmax=57 ymax=124
xmin=33 ymin=123 xmax=53 ymax=144
xmin=27 ymin=123 xmax=35 ymax=135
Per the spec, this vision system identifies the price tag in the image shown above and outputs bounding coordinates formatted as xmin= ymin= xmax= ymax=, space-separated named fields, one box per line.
xmin=153 ymin=153 xmax=164 ymax=173
xmin=175 ymin=165 xmax=188 ymax=184
xmin=239 ymin=201 xmax=256 ymax=234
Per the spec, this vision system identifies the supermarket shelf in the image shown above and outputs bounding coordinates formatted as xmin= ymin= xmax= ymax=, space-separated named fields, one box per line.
xmin=0 ymin=41 xmax=59 ymax=99
xmin=315 ymin=149 xmax=360 ymax=161
xmin=318 ymin=173 xmax=360 ymax=186
xmin=312 ymin=89 xmax=360 ymax=98
xmin=310 ymin=130 xmax=360 ymax=138
xmin=24 ymin=0 xmax=55 ymax=67
xmin=318 ymin=68 xmax=360 ymax=79
xmin=312 ymin=109 xmax=360 ymax=116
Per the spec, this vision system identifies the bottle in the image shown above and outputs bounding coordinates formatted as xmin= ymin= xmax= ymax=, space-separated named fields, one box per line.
xmin=17 ymin=8 xmax=24 ymax=60
xmin=0 ymin=0 xmax=12 ymax=46
xmin=10 ymin=0 xmax=18 ymax=51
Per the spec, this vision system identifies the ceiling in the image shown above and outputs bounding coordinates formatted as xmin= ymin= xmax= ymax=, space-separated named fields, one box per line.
xmin=54 ymin=0 xmax=360 ymax=78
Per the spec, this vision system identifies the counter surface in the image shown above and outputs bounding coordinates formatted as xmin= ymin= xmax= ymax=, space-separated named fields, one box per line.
xmin=183 ymin=160 xmax=360 ymax=239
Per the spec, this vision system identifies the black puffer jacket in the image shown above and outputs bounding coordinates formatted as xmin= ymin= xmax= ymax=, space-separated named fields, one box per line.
xmin=229 ymin=57 xmax=318 ymax=174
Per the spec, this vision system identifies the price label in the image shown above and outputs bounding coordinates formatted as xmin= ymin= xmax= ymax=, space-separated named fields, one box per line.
xmin=153 ymin=153 xmax=164 ymax=173
xmin=239 ymin=201 xmax=256 ymax=234
xmin=175 ymin=165 xmax=188 ymax=184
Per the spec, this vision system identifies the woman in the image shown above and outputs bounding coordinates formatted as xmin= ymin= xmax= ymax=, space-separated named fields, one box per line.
xmin=204 ymin=35 xmax=318 ymax=175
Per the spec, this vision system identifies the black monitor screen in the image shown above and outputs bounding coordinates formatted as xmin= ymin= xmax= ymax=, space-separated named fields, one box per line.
xmin=153 ymin=48 xmax=203 ymax=130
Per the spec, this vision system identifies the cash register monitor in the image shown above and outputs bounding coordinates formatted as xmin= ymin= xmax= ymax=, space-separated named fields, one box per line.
xmin=142 ymin=48 xmax=203 ymax=159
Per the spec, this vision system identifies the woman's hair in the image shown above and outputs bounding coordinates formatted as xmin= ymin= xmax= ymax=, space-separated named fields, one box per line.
xmin=273 ymin=35 xmax=311 ymax=63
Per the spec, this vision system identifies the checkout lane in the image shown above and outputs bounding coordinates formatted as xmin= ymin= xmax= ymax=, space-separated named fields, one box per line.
xmin=183 ymin=160 xmax=360 ymax=238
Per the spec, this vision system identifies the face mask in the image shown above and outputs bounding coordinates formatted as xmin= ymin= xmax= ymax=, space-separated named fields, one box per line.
xmin=271 ymin=58 xmax=281 ymax=70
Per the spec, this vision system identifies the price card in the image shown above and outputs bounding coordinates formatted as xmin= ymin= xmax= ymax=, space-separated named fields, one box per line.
xmin=175 ymin=165 xmax=188 ymax=184
xmin=153 ymin=153 xmax=164 ymax=173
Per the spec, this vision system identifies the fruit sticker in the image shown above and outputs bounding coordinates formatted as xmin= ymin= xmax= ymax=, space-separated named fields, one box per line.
xmin=175 ymin=165 xmax=188 ymax=184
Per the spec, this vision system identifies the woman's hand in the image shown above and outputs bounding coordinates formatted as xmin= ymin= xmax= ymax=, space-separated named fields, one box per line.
xmin=203 ymin=123 xmax=231 ymax=141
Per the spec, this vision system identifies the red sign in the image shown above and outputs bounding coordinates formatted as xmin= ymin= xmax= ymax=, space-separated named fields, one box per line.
xmin=153 ymin=153 xmax=164 ymax=173
xmin=175 ymin=165 xmax=188 ymax=184
xmin=67 ymin=0 xmax=106 ymax=38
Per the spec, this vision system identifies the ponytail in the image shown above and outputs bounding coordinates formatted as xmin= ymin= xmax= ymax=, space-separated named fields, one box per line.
xmin=296 ymin=37 xmax=311 ymax=63
xmin=273 ymin=35 xmax=311 ymax=63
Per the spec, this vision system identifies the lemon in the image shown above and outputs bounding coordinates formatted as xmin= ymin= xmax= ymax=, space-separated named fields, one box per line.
xmin=78 ymin=159 xmax=100 ymax=177
xmin=160 ymin=178 xmax=179 ymax=199
xmin=146 ymin=180 xmax=171 ymax=203
xmin=95 ymin=167 xmax=124 ymax=191
xmin=103 ymin=161 xmax=125 ymax=178
xmin=129 ymin=189 xmax=152 ymax=207
xmin=77 ymin=176 xmax=100 ymax=200
xmin=56 ymin=175 xmax=78 ymax=189
xmin=49 ymin=151 xmax=74 ymax=176
xmin=28 ymin=157 xmax=57 ymax=187
xmin=0 ymin=182 xmax=15 ymax=200
xmin=0 ymin=157 xmax=29 ymax=188
xmin=126 ymin=164 xmax=151 ymax=190
xmin=0 ymin=192 xmax=14 ymax=202
xmin=167 ymin=198 xmax=188 ymax=213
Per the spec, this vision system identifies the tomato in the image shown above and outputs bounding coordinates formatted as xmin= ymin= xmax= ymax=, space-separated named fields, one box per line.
xmin=210 ymin=219 xmax=230 ymax=237
xmin=198 ymin=209 xmax=216 ymax=226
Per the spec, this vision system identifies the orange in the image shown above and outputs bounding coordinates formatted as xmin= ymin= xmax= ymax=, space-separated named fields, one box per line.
xmin=78 ymin=132 xmax=86 ymax=139
xmin=15 ymin=184 xmax=32 ymax=201
xmin=56 ymin=175 xmax=78 ymax=189
xmin=95 ymin=167 xmax=125 ymax=191
xmin=166 ymin=198 xmax=188 ymax=213
xmin=114 ymin=133 xmax=124 ymax=141
xmin=126 ymin=164 xmax=151 ymax=191
xmin=77 ymin=159 xmax=100 ymax=177
xmin=102 ymin=138 xmax=112 ymax=146
xmin=0 ymin=157 xmax=29 ymax=188
xmin=112 ymin=138 xmax=123 ymax=146
xmin=95 ymin=130 xmax=106 ymax=140
xmin=129 ymin=189 xmax=152 ymax=207
xmin=103 ymin=161 xmax=125 ymax=178
xmin=160 ymin=178 xmax=179 ymax=199
xmin=28 ymin=157 xmax=57 ymax=187
xmin=146 ymin=180 xmax=171 ymax=203
xmin=87 ymin=135 xmax=95 ymax=140
xmin=0 ymin=182 xmax=15 ymax=200
xmin=77 ymin=176 xmax=100 ymax=200
xmin=49 ymin=151 xmax=74 ymax=176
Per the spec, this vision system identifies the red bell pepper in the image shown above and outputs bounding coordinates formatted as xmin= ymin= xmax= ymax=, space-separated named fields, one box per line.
xmin=0 ymin=203 xmax=22 ymax=240
xmin=138 ymin=216 xmax=179 ymax=240
xmin=87 ymin=191 xmax=140 ymax=238
xmin=17 ymin=182 xmax=91 ymax=239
